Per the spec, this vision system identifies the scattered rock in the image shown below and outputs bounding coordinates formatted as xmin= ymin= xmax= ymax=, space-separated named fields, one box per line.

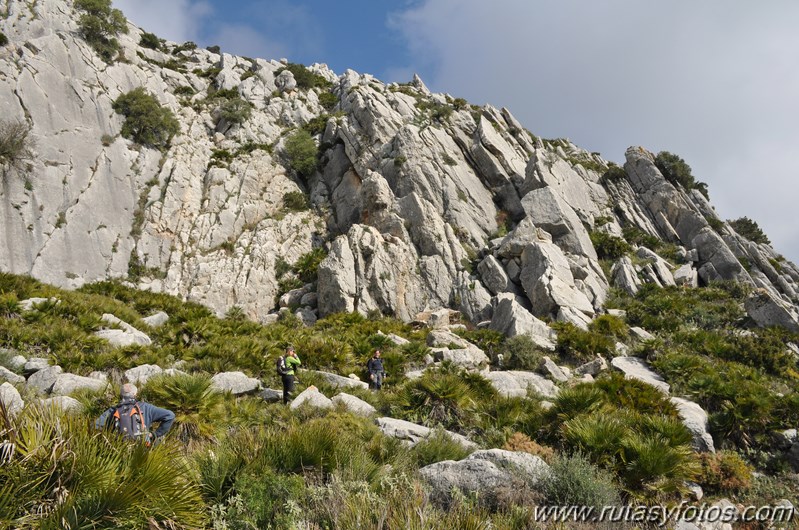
xmin=23 ymin=357 xmax=50 ymax=374
xmin=375 ymin=417 xmax=477 ymax=450
xmin=485 ymin=371 xmax=558 ymax=399
xmin=27 ymin=365 xmax=63 ymax=394
xmin=610 ymin=356 xmax=670 ymax=393
xmin=18 ymin=297 xmax=58 ymax=312
xmin=40 ymin=396 xmax=83 ymax=414
xmin=674 ymin=264 xmax=699 ymax=287
xmin=260 ymin=388 xmax=283 ymax=403
xmin=574 ymin=356 xmax=608 ymax=376
xmin=290 ymin=386 xmax=333 ymax=410
xmin=51 ymin=373 xmax=108 ymax=396
xmin=124 ymin=364 xmax=163 ymax=385
xmin=309 ymin=370 xmax=369 ymax=390
xmin=489 ymin=293 xmax=556 ymax=350
xmin=745 ymin=291 xmax=799 ymax=333
xmin=539 ymin=356 xmax=568 ymax=383
xmin=670 ymin=397 xmax=715 ymax=453
xmin=0 ymin=366 xmax=25 ymax=385
xmin=211 ymin=372 xmax=261 ymax=395
xmin=629 ymin=326 xmax=655 ymax=342
xmin=331 ymin=393 xmax=377 ymax=416
xmin=142 ymin=311 xmax=169 ymax=327
xmin=95 ymin=314 xmax=152 ymax=347
xmin=0 ymin=382 xmax=24 ymax=417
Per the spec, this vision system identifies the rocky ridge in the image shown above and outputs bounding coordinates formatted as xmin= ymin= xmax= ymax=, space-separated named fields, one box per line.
xmin=1 ymin=0 xmax=798 ymax=338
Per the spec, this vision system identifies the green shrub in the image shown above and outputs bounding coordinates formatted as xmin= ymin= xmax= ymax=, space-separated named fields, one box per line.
xmin=542 ymin=452 xmax=620 ymax=508
xmin=284 ymin=129 xmax=318 ymax=178
xmin=600 ymin=163 xmax=627 ymax=184
xmin=655 ymin=150 xmax=696 ymax=189
xmin=218 ymin=97 xmax=252 ymax=126
xmin=172 ymin=41 xmax=197 ymax=54
xmin=728 ymin=217 xmax=770 ymax=245
xmin=588 ymin=314 xmax=628 ymax=340
xmin=175 ymin=85 xmax=197 ymax=97
xmin=74 ymin=0 xmax=128 ymax=63
xmin=0 ymin=32 xmax=8 ymax=46
xmin=0 ymin=119 xmax=34 ymax=170
xmin=138 ymin=31 xmax=161 ymax=50
xmin=552 ymin=322 xmax=614 ymax=361
xmin=277 ymin=63 xmax=333 ymax=90
xmin=590 ymin=231 xmax=631 ymax=260
xmin=303 ymin=114 xmax=330 ymax=136
xmin=318 ymin=91 xmax=338 ymax=110
xmin=500 ymin=335 xmax=545 ymax=371
xmin=112 ymin=87 xmax=180 ymax=148
xmin=283 ymin=191 xmax=309 ymax=211
xmin=294 ymin=248 xmax=327 ymax=284
xmin=139 ymin=372 xmax=226 ymax=445
xmin=411 ymin=429 xmax=473 ymax=467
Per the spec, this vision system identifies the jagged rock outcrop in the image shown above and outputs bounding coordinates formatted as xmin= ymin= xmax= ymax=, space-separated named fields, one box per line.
xmin=0 ymin=0 xmax=797 ymax=333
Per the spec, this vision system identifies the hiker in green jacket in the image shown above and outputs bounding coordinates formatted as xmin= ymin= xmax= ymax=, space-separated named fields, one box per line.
xmin=277 ymin=345 xmax=302 ymax=404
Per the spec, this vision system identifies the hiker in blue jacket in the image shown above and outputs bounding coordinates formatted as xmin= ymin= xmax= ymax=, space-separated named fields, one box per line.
xmin=96 ymin=383 xmax=175 ymax=445
xmin=367 ymin=350 xmax=386 ymax=390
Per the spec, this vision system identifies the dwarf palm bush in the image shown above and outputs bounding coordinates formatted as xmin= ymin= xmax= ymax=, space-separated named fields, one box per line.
xmin=411 ymin=429 xmax=473 ymax=467
xmin=140 ymin=373 xmax=226 ymax=444
xmin=0 ymin=402 xmax=204 ymax=529
xmin=392 ymin=368 xmax=482 ymax=431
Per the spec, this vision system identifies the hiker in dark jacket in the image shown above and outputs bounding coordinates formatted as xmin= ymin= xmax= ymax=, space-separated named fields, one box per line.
xmin=96 ymin=383 xmax=175 ymax=444
xmin=278 ymin=346 xmax=302 ymax=404
xmin=367 ymin=350 xmax=386 ymax=390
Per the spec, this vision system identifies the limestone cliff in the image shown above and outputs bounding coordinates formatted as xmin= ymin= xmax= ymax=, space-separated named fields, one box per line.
xmin=1 ymin=0 xmax=797 ymax=331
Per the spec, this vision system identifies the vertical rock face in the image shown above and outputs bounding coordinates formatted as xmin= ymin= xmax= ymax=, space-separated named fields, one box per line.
xmin=1 ymin=0 xmax=797 ymax=329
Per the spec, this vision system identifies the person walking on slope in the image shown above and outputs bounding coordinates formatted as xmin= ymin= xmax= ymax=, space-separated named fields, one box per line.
xmin=96 ymin=383 xmax=175 ymax=446
xmin=277 ymin=345 xmax=302 ymax=404
xmin=367 ymin=350 xmax=386 ymax=391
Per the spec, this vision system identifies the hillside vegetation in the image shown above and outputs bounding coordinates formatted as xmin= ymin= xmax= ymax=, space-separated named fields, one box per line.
xmin=1 ymin=273 xmax=798 ymax=528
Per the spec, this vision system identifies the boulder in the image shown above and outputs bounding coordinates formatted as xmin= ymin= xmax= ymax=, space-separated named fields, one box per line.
xmin=485 ymin=371 xmax=559 ymax=399
xmin=1 ymin=352 xmax=27 ymax=371
xmin=331 ymin=393 xmax=377 ymax=416
xmin=40 ymin=396 xmax=83 ymax=414
xmin=124 ymin=364 xmax=163 ymax=385
xmin=211 ymin=372 xmax=261 ymax=395
xmin=96 ymin=314 xmax=152 ymax=346
xmin=478 ymin=255 xmax=512 ymax=295
xmin=142 ymin=311 xmax=169 ymax=327
xmin=670 ymin=397 xmax=715 ymax=453
xmin=420 ymin=458 xmax=508 ymax=507
xmin=539 ymin=357 xmax=568 ymax=383
xmin=636 ymin=246 xmax=675 ymax=286
xmin=309 ymin=370 xmax=369 ymax=390
xmin=452 ymin=272 xmax=493 ymax=323
xmin=574 ymin=356 xmax=608 ymax=376
xmin=51 ymin=373 xmax=108 ymax=396
xmin=375 ymin=417 xmax=477 ymax=450
xmin=674 ymin=264 xmax=699 ymax=287
xmin=419 ymin=450 xmax=548 ymax=507
xmin=290 ymin=386 xmax=333 ymax=410
xmin=280 ymin=285 xmax=311 ymax=308
xmin=260 ymin=388 xmax=283 ymax=403
xmin=611 ymin=257 xmax=641 ymax=296
xmin=27 ymin=365 xmax=63 ymax=394
xmin=521 ymin=187 xmax=596 ymax=258
xmin=744 ymin=291 xmax=799 ymax=333
xmin=19 ymin=297 xmax=58 ymax=312
xmin=610 ymin=356 xmax=670 ymax=393
xmin=23 ymin=357 xmax=50 ymax=374
xmin=377 ymin=331 xmax=409 ymax=346
xmin=520 ymin=241 xmax=594 ymax=319
xmin=0 ymin=366 xmax=25 ymax=385
xmin=427 ymin=329 xmax=488 ymax=370
xmin=489 ymin=293 xmax=556 ymax=350
xmin=466 ymin=449 xmax=550 ymax=484
xmin=629 ymin=327 xmax=655 ymax=342
xmin=0 ymin=382 xmax=24 ymax=417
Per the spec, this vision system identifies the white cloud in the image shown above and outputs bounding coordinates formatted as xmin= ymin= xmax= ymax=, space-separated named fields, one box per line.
xmin=113 ymin=0 xmax=212 ymax=43
xmin=389 ymin=0 xmax=799 ymax=261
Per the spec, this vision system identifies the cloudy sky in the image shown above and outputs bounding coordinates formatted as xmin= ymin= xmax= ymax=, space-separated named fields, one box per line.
xmin=114 ymin=0 xmax=799 ymax=262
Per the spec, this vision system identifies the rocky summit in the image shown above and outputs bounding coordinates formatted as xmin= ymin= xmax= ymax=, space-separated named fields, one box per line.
xmin=1 ymin=0 xmax=798 ymax=330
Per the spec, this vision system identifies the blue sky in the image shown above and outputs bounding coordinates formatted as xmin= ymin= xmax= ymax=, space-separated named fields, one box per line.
xmin=114 ymin=0 xmax=799 ymax=263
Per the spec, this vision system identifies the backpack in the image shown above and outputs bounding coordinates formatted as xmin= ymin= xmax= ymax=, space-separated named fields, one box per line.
xmin=113 ymin=401 xmax=146 ymax=441
xmin=276 ymin=356 xmax=288 ymax=376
